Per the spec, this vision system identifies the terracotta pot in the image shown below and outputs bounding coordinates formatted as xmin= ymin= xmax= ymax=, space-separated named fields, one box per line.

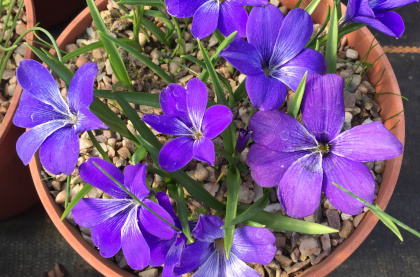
xmin=28 ymin=0 xmax=405 ymax=276
xmin=33 ymin=0 xmax=86 ymax=29
xmin=0 ymin=0 xmax=39 ymax=220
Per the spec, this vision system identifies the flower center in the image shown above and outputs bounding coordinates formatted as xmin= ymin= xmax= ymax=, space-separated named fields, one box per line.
xmin=218 ymin=0 xmax=225 ymax=3
xmin=70 ymin=114 xmax=78 ymax=125
xmin=318 ymin=143 xmax=330 ymax=155
xmin=214 ymin=238 xmax=225 ymax=254
xmin=193 ymin=130 xmax=203 ymax=140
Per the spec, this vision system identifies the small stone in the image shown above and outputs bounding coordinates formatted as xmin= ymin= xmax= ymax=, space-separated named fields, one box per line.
xmin=275 ymin=234 xmax=286 ymax=248
xmin=15 ymin=21 xmax=27 ymax=35
xmin=239 ymin=147 xmax=249 ymax=163
xmin=353 ymin=213 xmax=366 ymax=228
xmin=285 ymin=258 xmax=311 ymax=274
xmin=346 ymin=48 xmax=359 ymax=60
xmin=238 ymin=185 xmax=255 ymax=204
xmin=205 ymin=166 xmax=217 ymax=182
xmin=138 ymin=32 xmax=147 ymax=47
xmin=374 ymin=160 xmax=385 ymax=174
xmin=7 ymin=83 xmax=16 ymax=97
xmin=79 ymin=138 xmax=93 ymax=150
xmin=264 ymin=203 xmax=282 ymax=213
xmin=320 ymin=233 xmax=331 ymax=251
xmin=341 ymin=213 xmax=353 ymax=221
xmin=269 ymin=0 xmax=280 ymax=7
xmin=275 ymin=254 xmax=292 ymax=268
xmin=339 ymin=220 xmax=354 ymax=238
xmin=299 ymin=237 xmax=321 ymax=256
xmin=14 ymin=43 xmax=26 ymax=56
xmin=194 ymin=163 xmax=208 ymax=181
xmin=86 ymin=187 xmax=103 ymax=198
xmin=253 ymin=182 xmax=264 ymax=202
xmin=76 ymin=55 xmax=89 ymax=67
xmin=2 ymin=69 xmax=15 ymax=80
xmin=344 ymin=91 xmax=357 ymax=108
xmin=311 ymin=250 xmax=331 ymax=265
xmin=55 ymin=190 xmax=66 ymax=204
xmin=138 ymin=268 xmax=158 ymax=277
xmin=326 ymin=209 xmax=341 ymax=230
xmin=150 ymin=48 xmax=162 ymax=60
xmin=115 ymin=158 xmax=127 ymax=168
xmin=348 ymin=75 xmax=362 ymax=93
xmin=169 ymin=57 xmax=182 ymax=75
xmin=65 ymin=44 xmax=78 ymax=53
xmin=92 ymin=49 xmax=104 ymax=60
xmin=204 ymin=182 xmax=219 ymax=196
xmin=269 ymin=188 xmax=278 ymax=202
xmin=117 ymin=147 xmax=130 ymax=159
xmin=152 ymin=174 xmax=164 ymax=189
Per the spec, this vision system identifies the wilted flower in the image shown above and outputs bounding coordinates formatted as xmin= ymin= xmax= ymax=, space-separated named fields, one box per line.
xmin=342 ymin=0 xmax=418 ymax=37
xmin=165 ymin=0 xmax=268 ymax=39
xmin=72 ymin=158 xmax=176 ymax=269
xmin=174 ymin=214 xmax=276 ymax=276
xmin=13 ymin=60 xmax=107 ymax=175
xmin=247 ymin=74 xmax=403 ymax=218
xmin=220 ymin=6 xmax=326 ymax=111
xmin=142 ymin=78 xmax=232 ymax=172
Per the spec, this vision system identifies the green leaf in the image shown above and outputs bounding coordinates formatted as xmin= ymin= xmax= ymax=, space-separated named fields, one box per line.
xmin=224 ymin=166 xmax=241 ymax=258
xmin=94 ymin=89 xmax=160 ymax=107
xmin=325 ymin=0 xmax=339 ymax=73
xmin=232 ymin=79 xmax=247 ymax=106
xmin=130 ymin=145 xmax=147 ymax=165
xmin=87 ymin=130 xmax=111 ymax=162
xmin=141 ymin=17 xmax=173 ymax=48
xmin=182 ymin=55 xmax=206 ymax=68
xmin=305 ymin=5 xmax=330 ymax=48
xmin=143 ymin=10 xmax=175 ymax=41
xmin=222 ymin=122 xmax=236 ymax=155
xmin=305 ymin=0 xmax=321 ymax=15
xmin=167 ymin=183 xmax=194 ymax=243
xmin=61 ymin=184 xmax=93 ymax=220
xmin=117 ymin=0 xmax=164 ymax=7
xmin=287 ymin=71 xmax=307 ymax=118
xmin=294 ymin=0 xmax=304 ymax=8
xmin=371 ymin=205 xmax=403 ymax=241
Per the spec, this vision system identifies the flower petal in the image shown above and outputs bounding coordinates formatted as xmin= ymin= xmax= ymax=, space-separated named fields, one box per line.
xmin=16 ymin=120 xmax=68 ymax=166
xmin=74 ymin=105 xmax=108 ymax=134
xmin=160 ymin=83 xmax=191 ymax=126
xmin=13 ymin=91 xmax=68 ymax=128
xmin=67 ymin=62 xmax=98 ymax=112
xmin=322 ymin=154 xmax=375 ymax=215
xmin=165 ymin=0 xmax=207 ymax=18
xmin=231 ymin=226 xmax=276 ymax=264
xmin=139 ymin=199 xmax=176 ymax=240
xmin=193 ymin=214 xmax=224 ymax=242
xmin=202 ymin=105 xmax=233 ymax=139
xmin=278 ymin=153 xmax=323 ymax=218
xmin=159 ymin=136 xmax=194 ymax=172
xmin=330 ymin=121 xmax=403 ymax=161
xmin=249 ymin=110 xmax=317 ymax=152
xmin=72 ymin=198 xmax=133 ymax=227
xmin=121 ymin=208 xmax=150 ymax=270
xmin=173 ymin=241 xmax=213 ymax=275
xmin=79 ymin=157 xmax=128 ymax=199
xmin=370 ymin=0 xmax=417 ymax=11
xmin=191 ymin=0 xmax=220 ymax=39
xmin=247 ymin=5 xmax=284 ymax=62
xmin=142 ymin=114 xmax=192 ymax=136
xmin=247 ymin=144 xmax=309 ymax=187
xmin=16 ymin=60 xmax=69 ymax=114
xmin=186 ymin=78 xmax=208 ymax=130
xmin=123 ymin=164 xmax=150 ymax=200
xmin=156 ymin=192 xmax=182 ymax=228
xmin=219 ymin=39 xmax=263 ymax=76
xmin=246 ymin=72 xmax=287 ymax=111
xmin=39 ymin=126 xmax=79 ymax=175
xmin=225 ymin=253 xmax=261 ymax=277
xmin=162 ymin=235 xmax=186 ymax=277
xmin=269 ymin=9 xmax=313 ymax=68
xmin=300 ymin=73 xmax=344 ymax=143
xmin=350 ymin=11 xmax=405 ymax=37
xmin=193 ymin=137 xmax=215 ymax=166
xmin=218 ymin=1 xmax=247 ymax=38
xmin=229 ymin=0 xmax=268 ymax=5
xmin=192 ymin=250 xmax=222 ymax=277
xmin=142 ymin=231 xmax=174 ymax=267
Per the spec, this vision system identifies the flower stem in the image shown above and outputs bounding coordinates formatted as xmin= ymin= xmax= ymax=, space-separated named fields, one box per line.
xmin=64 ymin=175 xmax=71 ymax=208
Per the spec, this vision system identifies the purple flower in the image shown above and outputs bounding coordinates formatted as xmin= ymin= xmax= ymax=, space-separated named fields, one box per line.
xmin=165 ymin=0 xmax=268 ymax=39
xmin=220 ymin=5 xmax=326 ymax=111
xmin=174 ymin=214 xmax=276 ymax=276
xmin=13 ymin=60 xmax=107 ymax=175
xmin=247 ymin=74 xmax=403 ymax=218
xmin=72 ymin=158 xmax=176 ymax=270
xmin=342 ymin=0 xmax=418 ymax=37
xmin=235 ymin=128 xmax=251 ymax=153
xmin=142 ymin=78 xmax=233 ymax=172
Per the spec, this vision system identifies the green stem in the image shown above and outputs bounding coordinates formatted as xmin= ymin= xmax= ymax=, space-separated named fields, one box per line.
xmin=87 ymin=130 xmax=111 ymax=162
xmin=0 ymin=0 xmax=17 ymax=46
xmin=65 ymin=175 xmax=71 ymax=208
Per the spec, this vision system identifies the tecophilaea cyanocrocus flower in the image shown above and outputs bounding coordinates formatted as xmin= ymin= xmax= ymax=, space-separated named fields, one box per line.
xmin=220 ymin=5 xmax=326 ymax=111
xmin=247 ymin=74 xmax=403 ymax=218
xmin=174 ymin=214 xmax=276 ymax=277
xmin=342 ymin=0 xmax=418 ymax=37
xmin=165 ymin=0 xmax=268 ymax=39
xmin=72 ymin=158 xmax=176 ymax=270
xmin=13 ymin=60 xmax=107 ymax=175
xmin=235 ymin=128 xmax=251 ymax=153
xmin=142 ymin=78 xmax=233 ymax=172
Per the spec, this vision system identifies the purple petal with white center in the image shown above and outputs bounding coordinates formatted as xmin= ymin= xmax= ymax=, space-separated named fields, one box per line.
xmin=231 ymin=226 xmax=276 ymax=264
xmin=246 ymin=72 xmax=287 ymax=111
xmin=300 ymin=74 xmax=344 ymax=142
xmin=247 ymin=144 xmax=309 ymax=187
xmin=217 ymin=1 xmax=248 ymax=38
xmin=247 ymin=5 xmax=284 ymax=62
xmin=90 ymin=210 xmax=129 ymax=258
xmin=165 ymin=0 xmax=207 ymax=18
xmin=186 ymin=78 xmax=208 ymax=130
xmin=225 ymin=253 xmax=261 ymax=277
xmin=13 ymin=91 xmax=68 ymax=128
xmin=330 ymin=121 xmax=403 ymax=162
xmin=191 ymin=0 xmax=220 ymax=39
xmin=173 ymin=240 xmax=213 ymax=275
xmin=201 ymin=105 xmax=233 ymax=139
xmin=142 ymin=114 xmax=192 ymax=136
xmin=350 ymin=11 xmax=405 ymax=37
xmin=219 ymin=39 xmax=263 ymax=76
xmin=159 ymin=136 xmax=194 ymax=172
xmin=229 ymin=0 xmax=268 ymax=5
xmin=79 ymin=157 xmax=128 ymax=199
xmin=123 ymin=164 xmax=150 ymax=201
xmin=278 ymin=153 xmax=323 ymax=218
xmin=322 ymin=154 xmax=375 ymax=215
xmin=269 ymin=9 xmax=313 ymax=68
xmin=121 ymin=208 xmax=150 ymax=270
xmin=162 ymin=235 xmax=186 ymax=277
xmin=139 ymin=199 xmax=176 ymax=240
xmin=192 ymin=250 xmax=223 ymax=277
xmin=249 ymin=110 xmax=317 ymax=152
xmin=16 ymin=60 xmax=69 ymax=114
xmin=370 ymin=0 xmax=417 ymax=11
xmin=156 ymin=192 xmax=182 ymax=228
xmin=67 ymin=62 xmax=98 ymax=113
xmin=193 ymin=137 xmax=215 ymax=166
xmin=74 ymin=105 xmax=108 ymax=134
xmin=160 ymin=83 xmax=191 ymax=126
xmin=16 ymin=119 xmax=68 ymax=166
xmin=271 ymin=49 xmax=327 ymax=91
xmin=72 ymin=198 xmax=133 ymax=227
xmin=193 ymin=214 xmax=224 ymax=241
xmin=39 ymin=126 xmax=79 ymax=175
xmin=347 ymin=0 xmax=375 ymax=19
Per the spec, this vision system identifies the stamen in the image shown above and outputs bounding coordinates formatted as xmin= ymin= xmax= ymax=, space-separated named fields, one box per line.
xmin=214 ymin=238 xmax=225 ymax=254
xmin=193 ymin=130 xmax=203 ymax=140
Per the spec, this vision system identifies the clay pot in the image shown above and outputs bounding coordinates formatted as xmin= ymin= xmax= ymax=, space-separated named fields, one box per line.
xmin=0 ymin=0 xmax=39 ymax=220
xmin=33 ymin=0 xmax=86 ymax=29
xmin=28 ymin=0 xmax=405 ymax=276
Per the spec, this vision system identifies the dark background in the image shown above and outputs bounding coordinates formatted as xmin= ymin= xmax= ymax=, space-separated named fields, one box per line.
xmin=1 ymin=3 xmax=420 ymax=277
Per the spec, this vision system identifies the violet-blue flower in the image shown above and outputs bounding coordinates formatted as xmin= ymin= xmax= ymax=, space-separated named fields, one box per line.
xmin=174 ymin=214 xmax=276 ymax=276
xmin=165 ymin=0 xmax=268 ymax=39
xmin=142 ymin=78 xmax=233 ymax=172
xmin=72 ymin=158 xmax=176 ymax=270
xmin=235 ymin=128 xmax=251 ymax=153
xmin=342 ymin=0 xmax=418 ymax=37
xmin=220 ymin=5 xmax=326 ymax=111
xmin=13 ymin=60 xmax=107 ymax=175
xmin=247 ymin=74 xmax=403 ymax=218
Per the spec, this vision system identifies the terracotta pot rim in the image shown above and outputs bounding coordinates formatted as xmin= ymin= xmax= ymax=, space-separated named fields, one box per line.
xmin=29 ymin=0 xmax=405 ymax=276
